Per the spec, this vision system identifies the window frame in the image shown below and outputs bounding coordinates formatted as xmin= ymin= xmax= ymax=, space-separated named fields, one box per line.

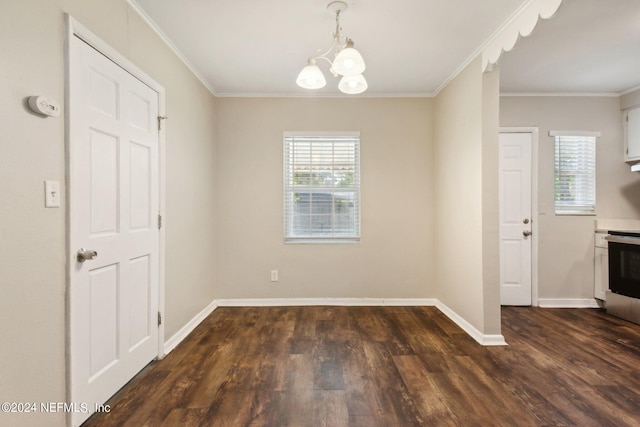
xmin=283 ymin=131 xmax=361 ymax=244
xmin=550 ymin=130 xmax=599 ymax=216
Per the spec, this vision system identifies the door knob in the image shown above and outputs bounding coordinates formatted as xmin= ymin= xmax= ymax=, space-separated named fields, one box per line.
xmin=77 ymin=248 xmax=98 ymax=262
xmin=523 ymin=218 xmax=530 ymax=224
xmin=523 ymin=230 xmax=532 ymax=237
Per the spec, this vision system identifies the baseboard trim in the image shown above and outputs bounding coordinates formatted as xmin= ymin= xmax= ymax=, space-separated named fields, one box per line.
xmin=163 ymin=300 xmax=218 ymax=355
xmin=537 ymin=298 xmax=600 ymax=308
xmin=435 ymin=301 xmax=507 ymax=346
xmin=214 ymin=297 xmax=438 ymax=307
xmin=163 ymin=298 xmax=508 ymax=350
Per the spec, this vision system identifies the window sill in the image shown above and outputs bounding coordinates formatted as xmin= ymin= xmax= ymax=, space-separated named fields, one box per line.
xmin=285 ymin=238 xmax=360 ymax=244
xmin=555 ymin=211 xmax=596 ymax=216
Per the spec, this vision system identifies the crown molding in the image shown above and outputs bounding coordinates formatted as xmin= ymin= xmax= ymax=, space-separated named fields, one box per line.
xmin=213 ymin=92 xmax=435 ymax=98
xmin=481 ymin=0 xmax=564 ymax=72
xmin=621 ymin=84 xmax=640 ymax=96
xmin=433 ymin=0 xmax=562 ymax=96
xmin=501 ymin=92 xmax=620 ymax=97
xmin=126 ymin=0 xmax=217 ymax=96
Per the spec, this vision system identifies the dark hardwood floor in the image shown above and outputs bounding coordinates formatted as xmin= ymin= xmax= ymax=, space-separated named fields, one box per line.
xmin=83 ymin=306 xmax=640 ymax=426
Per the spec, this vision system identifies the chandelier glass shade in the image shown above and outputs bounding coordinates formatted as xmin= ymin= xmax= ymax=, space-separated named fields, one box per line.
xmin=296 ymin=1 xmax=367 ymax=94
xmin=296 ymin=60 xmax=327 ymax=89
xmin=338 ymin=73 xmax=368 ymax=95
xmin=331 ymin=41 xmax=365 ymax=76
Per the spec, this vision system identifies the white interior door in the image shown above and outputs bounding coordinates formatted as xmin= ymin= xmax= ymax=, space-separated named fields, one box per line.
xmin=69 ymin=34 xmax=160 ymax=426
xmin=499 ymin=132 xmax=533 ymax=306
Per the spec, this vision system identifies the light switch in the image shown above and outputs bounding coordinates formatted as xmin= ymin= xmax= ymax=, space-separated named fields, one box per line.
xmin=45 ymin=180 xmax=60 ymax=208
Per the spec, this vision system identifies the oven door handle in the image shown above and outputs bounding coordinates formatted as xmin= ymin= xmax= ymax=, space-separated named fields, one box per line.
xmin=605 ymin=235 xmax=640 ymax=245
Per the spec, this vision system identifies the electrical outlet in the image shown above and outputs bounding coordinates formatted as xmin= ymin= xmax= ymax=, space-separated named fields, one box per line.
xmin=270 ymin=270 xmax=278 ymax=282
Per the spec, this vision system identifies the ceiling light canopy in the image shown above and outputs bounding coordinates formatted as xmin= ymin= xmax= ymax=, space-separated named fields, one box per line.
xmin=296 ymin=1 xmax=367 ymax=94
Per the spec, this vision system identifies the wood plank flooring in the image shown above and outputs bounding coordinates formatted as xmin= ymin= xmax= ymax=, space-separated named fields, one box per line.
xmin=83 ymin=306 xmax=640 ymax=426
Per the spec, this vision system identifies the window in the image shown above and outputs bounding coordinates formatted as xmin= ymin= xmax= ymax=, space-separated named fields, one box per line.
xmin=551 ymin=130 xmax=599 ymax=215
xmin=284 ymin=132 xmax=360 ymax=242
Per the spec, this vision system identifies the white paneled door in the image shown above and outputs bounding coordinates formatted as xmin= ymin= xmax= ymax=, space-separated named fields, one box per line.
xmin=499 ymin=132 xmax=533 ymax=306
xmin=69 ymin=34 xmax=160 ymax=426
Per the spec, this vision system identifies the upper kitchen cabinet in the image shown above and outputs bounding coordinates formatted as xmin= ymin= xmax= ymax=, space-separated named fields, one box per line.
xmin=624 ymin=106 xmax=640 ymax=163
xmin=621 ymin=89 xmax=640 ymax=168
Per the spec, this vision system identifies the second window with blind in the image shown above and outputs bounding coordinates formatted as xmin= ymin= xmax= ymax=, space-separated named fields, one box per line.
xmin=551 ymin=130 xmax=599 ymax=215
xmin=284 ymin=132 xmax=360 ymax=242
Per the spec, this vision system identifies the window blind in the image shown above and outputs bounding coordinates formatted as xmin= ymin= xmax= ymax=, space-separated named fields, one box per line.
xmin=552 ymin=133 xmax=597 ymax=214
xmin=284 ymin=133 xmax=360 ymax=241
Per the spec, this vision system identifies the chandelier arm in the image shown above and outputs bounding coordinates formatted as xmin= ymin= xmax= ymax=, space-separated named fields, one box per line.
xmin=306 ymin=6 xmax=350 ymax=65
xmin=313 ymin=55 xmax=334 ymax=67
xmin=309 ymin=36 xmax=339 ymax=64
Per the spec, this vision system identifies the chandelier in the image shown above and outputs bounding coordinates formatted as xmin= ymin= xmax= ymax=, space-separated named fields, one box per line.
xmin=296 ymin=1 xmax=367 ymax=95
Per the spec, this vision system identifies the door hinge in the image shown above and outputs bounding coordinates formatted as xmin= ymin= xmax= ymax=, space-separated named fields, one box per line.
xmin=157 ymin=115 xmax=168 ymax=131
xmin=157 ymin=311 xmax=162 ymax=326
xmin=158 ymin=214 xmax=162 ymax=230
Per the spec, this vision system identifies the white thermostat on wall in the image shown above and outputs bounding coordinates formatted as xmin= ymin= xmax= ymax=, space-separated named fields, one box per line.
xmin=28 ymin=96 xmax=60 ymax=117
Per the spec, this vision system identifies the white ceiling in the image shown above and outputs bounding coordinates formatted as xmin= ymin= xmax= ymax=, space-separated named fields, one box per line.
xmin=499 ymin=0 xmax=640 ymax=94
xmin=130 ymin=0 xmax=640 ymax=97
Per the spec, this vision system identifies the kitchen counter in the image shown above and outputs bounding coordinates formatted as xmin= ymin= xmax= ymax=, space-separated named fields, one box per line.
xmin=595 ymin=219 xmax=640 ymax=233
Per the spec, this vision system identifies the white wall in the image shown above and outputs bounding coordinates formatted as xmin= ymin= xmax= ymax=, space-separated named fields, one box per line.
xmin=0 ymin=1 xmax=217 ymax=425
xmin=500 ymin=96 xmax=640 ymax=302
xmin=433 ymin=57 xmax=501 ymax=336
xmin=214 ymin=97 xmax=435 ymax=300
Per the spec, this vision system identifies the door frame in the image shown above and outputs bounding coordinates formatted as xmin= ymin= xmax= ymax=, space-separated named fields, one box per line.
xmin=499 ymin=127 xmax=539 ymax=306
xmin=65 ymin=14 xmax=166 ymax=421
